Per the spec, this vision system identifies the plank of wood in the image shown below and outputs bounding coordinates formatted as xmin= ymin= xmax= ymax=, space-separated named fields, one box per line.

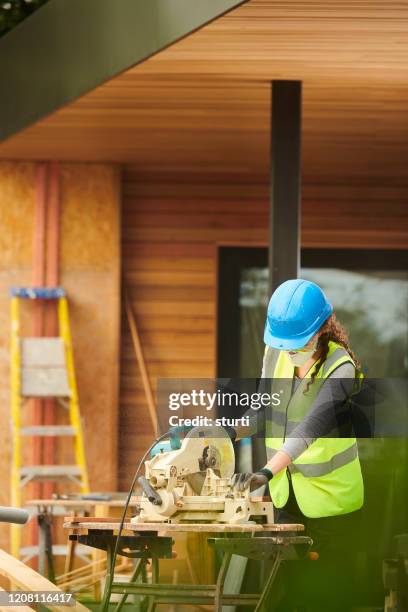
xmin=26 ymin=496 xmax=140 ymax=508
xmin=0 ymin=549 xmax=89 ymax=612
xmin=63 ymin=521 xmax=304 ymax=533
xmin=0 ymin=586 xmax=34 ymax=611
xmin=124 ymin=289 xmax=157 ymax=435
xmin=64 ymin=516 xmax=123 ymax=523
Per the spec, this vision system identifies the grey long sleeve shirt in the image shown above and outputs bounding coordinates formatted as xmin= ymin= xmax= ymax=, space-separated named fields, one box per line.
xmin=281 ymin=362 xmax=356 ymax=460
xmin=238 ymin=355 xmax=357 ymax=458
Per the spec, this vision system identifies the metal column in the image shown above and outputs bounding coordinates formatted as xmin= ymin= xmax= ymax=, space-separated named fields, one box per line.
xmin=269 ymin=80 xmax=302 ymax=293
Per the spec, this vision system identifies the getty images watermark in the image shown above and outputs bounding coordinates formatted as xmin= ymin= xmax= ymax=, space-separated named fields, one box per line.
xmin=168 ymin=389 xmax=282 ymax=411
xmin=157 ymin=379 xmax=283 ymax=432
xmin=156 ymin=378 xmax=408 ymax=438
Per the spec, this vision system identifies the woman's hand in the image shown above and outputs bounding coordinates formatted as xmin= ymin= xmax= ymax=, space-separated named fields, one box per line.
xmin=230 ymin=469 xmax=272 ymax=492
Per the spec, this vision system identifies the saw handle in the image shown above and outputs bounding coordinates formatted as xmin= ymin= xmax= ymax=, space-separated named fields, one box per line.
xmin=150 ymin=425 xmax=191 ymax=456
xmin=138 ymin=476 xmax=163 ymax=506
xmin=169 ymin=425 xmax=193 ymax=449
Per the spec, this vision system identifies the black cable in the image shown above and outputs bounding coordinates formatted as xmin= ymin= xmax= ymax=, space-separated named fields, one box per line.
xmin=101 ymin=430 xmax=172 ymax=611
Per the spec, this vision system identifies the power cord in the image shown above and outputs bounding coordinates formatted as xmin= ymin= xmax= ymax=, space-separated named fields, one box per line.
xmin=101 ymin=430 xmax=172 ymax=611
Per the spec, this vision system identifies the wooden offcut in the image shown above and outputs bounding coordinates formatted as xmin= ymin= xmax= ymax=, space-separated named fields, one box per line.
xmin=0 ymin=587 xmax=34 ymax=611
xmin=124 ymin=290 xmax=157 ymax=434
xmin=0 ymin=549 xmax=89 ymax=611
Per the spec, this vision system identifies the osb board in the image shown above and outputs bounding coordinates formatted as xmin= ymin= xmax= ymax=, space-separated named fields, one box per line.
xmin=0 ymin=162 xmax=36 ymax=268
xmin=0 ymin=161 xmax=120 ymax=552
xmin=60 ymin=164 xmax=120 ymax=270
xmin=0 ymin=162 xmax=36 ymax=551
xmin=56 ymin=163 xmax=121 ymax=493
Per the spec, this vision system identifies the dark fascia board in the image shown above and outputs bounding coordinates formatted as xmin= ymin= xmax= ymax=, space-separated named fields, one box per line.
xmin=0 ymin=0 xmax=247 ymax=142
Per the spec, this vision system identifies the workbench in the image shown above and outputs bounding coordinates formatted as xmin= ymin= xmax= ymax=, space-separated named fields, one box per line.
xmin=64 ymin=519 xmax=312 ymax=611
xmin=26 ymin=496 xmax=139 ymax=593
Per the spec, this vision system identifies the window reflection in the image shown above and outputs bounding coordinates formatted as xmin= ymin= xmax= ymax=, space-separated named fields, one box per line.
xmin=239 ymin=267 xmax=408 ymax=378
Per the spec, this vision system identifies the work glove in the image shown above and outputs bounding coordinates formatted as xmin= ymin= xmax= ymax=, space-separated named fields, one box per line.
xmin=230 ymin=468 xmax=273 ymax=492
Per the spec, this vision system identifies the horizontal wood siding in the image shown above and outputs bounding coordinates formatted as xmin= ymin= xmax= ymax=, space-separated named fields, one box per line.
xmin=119 ymin=169 xmax=408 ymax=488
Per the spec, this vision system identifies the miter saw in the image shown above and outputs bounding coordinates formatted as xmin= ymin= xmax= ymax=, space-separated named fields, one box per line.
xmin=131 ymin=426 xmax=274 ymax=524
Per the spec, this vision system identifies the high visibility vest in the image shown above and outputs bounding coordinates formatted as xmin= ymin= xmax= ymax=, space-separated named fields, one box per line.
xmin=264 ymin=340 xmax=364 ymax=518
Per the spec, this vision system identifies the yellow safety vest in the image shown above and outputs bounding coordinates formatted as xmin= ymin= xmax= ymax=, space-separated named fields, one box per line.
xmin=264 ymin=340 xmax=364 ymax=518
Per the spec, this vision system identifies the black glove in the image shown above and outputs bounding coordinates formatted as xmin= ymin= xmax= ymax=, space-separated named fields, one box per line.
xmin=230 ymin=468 xmax=273 ymax=492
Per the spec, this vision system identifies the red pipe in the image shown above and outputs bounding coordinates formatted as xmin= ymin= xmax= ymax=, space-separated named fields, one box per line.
xmin=30 ymin=163 xmax=48 ymax=550
xmin=43 ymin=161 xmax=60 ymax=499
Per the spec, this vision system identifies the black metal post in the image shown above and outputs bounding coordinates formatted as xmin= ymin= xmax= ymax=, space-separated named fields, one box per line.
xmin=269 ymin=80 xmax=302 ymax=294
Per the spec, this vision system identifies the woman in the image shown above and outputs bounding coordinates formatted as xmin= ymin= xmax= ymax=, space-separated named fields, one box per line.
xmin=231 ymin=278 xmax=364 ymax=610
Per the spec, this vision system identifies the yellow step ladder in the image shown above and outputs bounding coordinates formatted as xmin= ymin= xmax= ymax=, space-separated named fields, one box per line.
xmin=10 ymin=287 xmax=89 ymax=558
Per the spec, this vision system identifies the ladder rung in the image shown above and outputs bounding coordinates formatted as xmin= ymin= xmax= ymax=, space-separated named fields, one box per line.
xmin=20 ymin=466 xmax=82 ymax=479
xmin=20 ymin=426 xmax=76 ymax=437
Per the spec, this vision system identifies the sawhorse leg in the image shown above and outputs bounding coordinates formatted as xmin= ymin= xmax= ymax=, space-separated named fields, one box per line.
xmin=214 ymin=552 xmax=233 ymax=612
xmin=64 ymin=509 xmax=89 ymax=577
xmin=38 ymin=512 xmax=55 ymax=582
xmin=113 ymin=558 xmax=146 ymax=612
xmin=64 ymin=538 xmax=76 ymax=577
xmin=146 ymin=556 xmax=159 ymax=612
xmin=254 ymin=551 xmax=282 ymax=612
xmin=101 ymin=539 xmax=115 ymax=612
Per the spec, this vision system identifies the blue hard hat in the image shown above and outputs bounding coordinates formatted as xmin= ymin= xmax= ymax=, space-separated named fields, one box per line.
xmin=264 ymin=279 xmax=333 ymax=350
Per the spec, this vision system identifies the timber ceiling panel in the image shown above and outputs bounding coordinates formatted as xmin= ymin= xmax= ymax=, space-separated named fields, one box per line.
xmin=135 ymin=0 xmax=408 ymax=84
xmin=1 ymin=0 xmax=408 ymax=184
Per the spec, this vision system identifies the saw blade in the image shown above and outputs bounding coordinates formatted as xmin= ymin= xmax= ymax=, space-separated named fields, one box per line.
xmin=185 ymin=426 xmax=235 ymax=478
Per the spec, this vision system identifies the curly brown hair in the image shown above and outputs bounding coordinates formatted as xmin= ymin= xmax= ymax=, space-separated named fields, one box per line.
xmin=305 ymin=313 xmax=360 ymax=392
